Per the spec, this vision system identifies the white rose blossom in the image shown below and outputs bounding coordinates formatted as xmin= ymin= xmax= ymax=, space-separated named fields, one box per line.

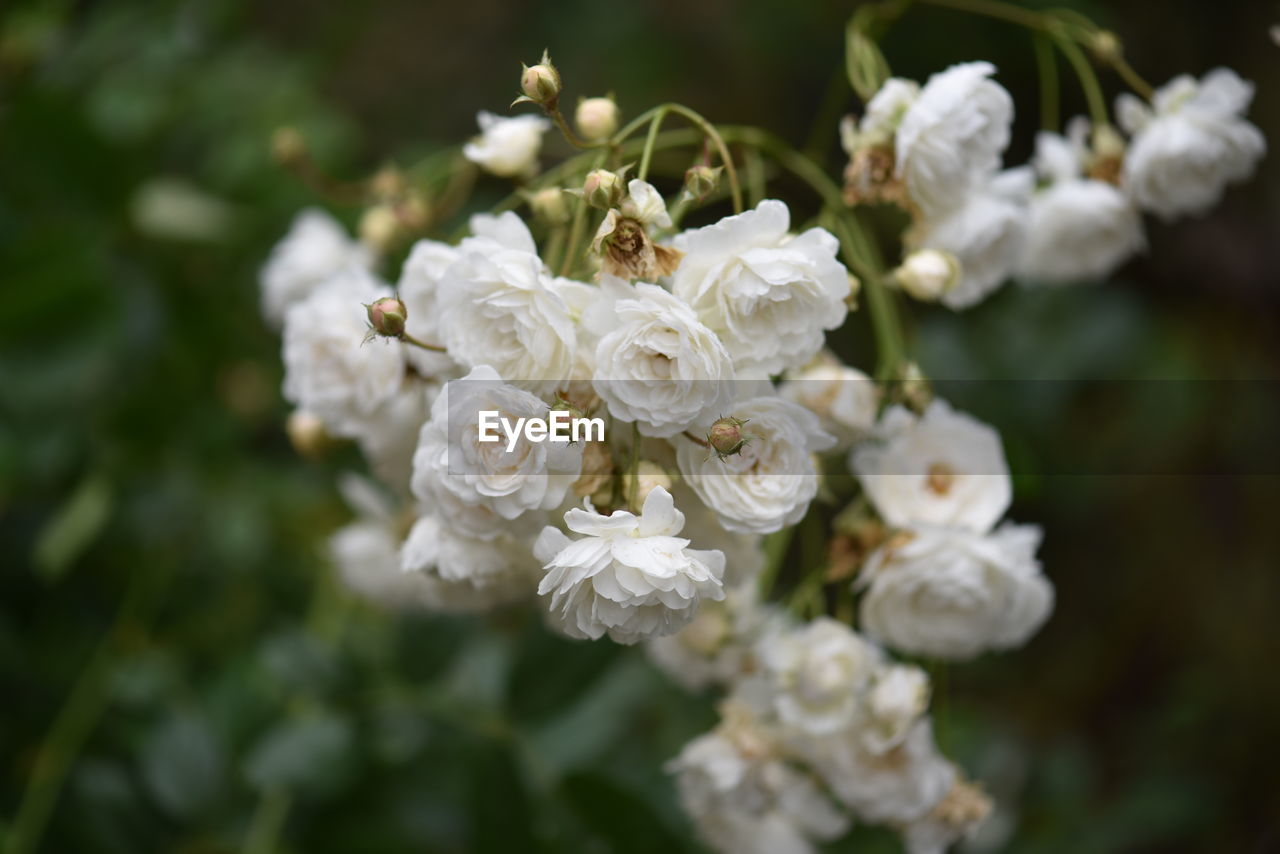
xmin=534 ymin=486 xmax=726 ymax=644
xmin=754 ymin=617 xmax=882 ymax=736
xmin=591 ymin=278 xmax=736 ymax=437
xmin=845 ymin=78 xmax=920 ymax=150
xmin=781 ymin=352 xmax=879 ymax=450
xmin=260 ymin=208 xmax=371 ymax=328
xmin=400 ymin=513 xmax=537 ymax=609
xmin=646 ymin=581 xmax=778 ymax=692
xmin=907 ymin=167 xmax=1032 ymax=309
xmin=679 ymin=396 xmax=836 ymax=535
xmin=396 ymin=238 xmax=460 ymax=376
xmin=853 ymin=399 xmax=1011 ymax=534
xmin=437 ymin=213 xmax=578 ymax=386
xmin=861 ymin=664 xmax=931 ymax=755
xmin=1016 ymin=123 xmax=1145 ymax=284
xmin=672 ymin=200 xmax=852 ymax=375
xmin=803 ymin=717 xmax=955 ymax=826
xmin=410 ymin=365 xmax=582 ymax=521
xmin=668 ymin=702 xmax=851 ymax=854
xmin=328 ymin=475 xmax=432 ymax=611
xmin=463 ymin=111 xmax=550 ymax=178
xmin=281 ymin=267 xmax=406 ymax=437
xmin=894 ymin=62 xmax=1014 ymax=217
xmin=1117 ymin=68 xmax=1266 ymax=221
xmin=859 ymin=523 xmax=1054 ymax=660
xmin=900 ymin=779 xmax=994 ymax=854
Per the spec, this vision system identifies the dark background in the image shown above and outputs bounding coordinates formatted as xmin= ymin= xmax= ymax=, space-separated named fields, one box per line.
xmin=1 ymin=0 xmax=1278 ymax=851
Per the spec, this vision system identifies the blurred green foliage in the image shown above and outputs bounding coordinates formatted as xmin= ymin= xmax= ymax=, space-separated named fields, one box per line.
xmin=2 ymin=0 xmax=1278 ymax=852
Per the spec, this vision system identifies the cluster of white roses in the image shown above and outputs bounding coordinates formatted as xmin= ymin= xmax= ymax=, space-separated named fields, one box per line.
xmin=843 ymin=62 xmax=1264 ymax=307
xmin=258 ymin=44 xmax=1263 ymax=853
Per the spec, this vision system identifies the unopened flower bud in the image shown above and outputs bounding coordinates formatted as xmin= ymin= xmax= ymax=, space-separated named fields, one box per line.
xmin=1089 ymin=30 xmax=1122 ymax=64
xmin=1092 ymin=123 xmax=1127 ymax=161
xmin=893 ymin=249 xmax=960 ymax=302
xmin=575 ymin=96 xmax=619 ymax=142
xmin=398 ymin=194 xmax=431 ymax=231
xmin=707 ymin=416 xmax=750 ymax=458
xmin=286 ymin=410 xmax=334 ymax=458
xmin=271 ymin=126 xmax=307 ymax=166
xmin=519 ymin=51 xmax=561 ymax=105
xmin=582 ymin=169 xmax=624 ymax=210
xmin=529 ymin=186 xmax=571 ymax=225
xmin=623 ymin=461 xmax=673 ymax=506
xmin=369 ymin=165 xmax=405 ymax=200
xmin=359 ymin=205 xmax=400 ymax=253
xmin=366 ymin=296 xmax=408 ymax=338
xmin=684 ymin=164 xmax=723 ymax=200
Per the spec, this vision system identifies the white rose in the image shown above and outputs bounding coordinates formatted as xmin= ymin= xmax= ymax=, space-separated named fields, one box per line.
xmin=411 ymin=365 xmax=582 ymax=521
xmin=438 ymin=213 xmax=578 ymax=386
xmin=329 ymin=475 xmax=433 ymax=611
xmin=592 ymin=279 xmax=736 ymax=437
xmin=907 ymin=167 xmax=1032 ymax=309
xmin=847 ymin=78 xmax=920 ymax=149
xmin=802 ymin=717 xmax=955 ymax=825
xmin=899 ymin=779 xmax=993 ymax=854
xmin=646 ymin=582 xmax=777 ymax=692
xmin=397 ymin=238 xmax=460 ymax=376
xmin=672 ymin=200 xmax=852 ymax=375
xmin=755 ymin=617 xmax=882 ymax=736
xmin=861 ymin=664 xmax=930 ymax=755
xmin=679 ymin=396 xmax=835 ymax=535
xmin=668 ymin=703 xmax=850 ymax=854
xmin=462 ymin=111 xmax=550 ymax=178
xmin=400 ymin=513 xmax=536 ymax=609
xmin=281 ymin=268 xmax=406 ymax=437
xmin=353 ymin=380 xmax=435 ymax=497
xmin=781 ymin=353 xmax=879 ymax=450
xmin=859 ymin=523 xmax=1054 ymax=660
xmin=852 ymin=399 xmax=1011 ymax=534
xmin=1016 ymin=128 xmax=1145 ymax=284
xmin=1118 ymin=68 xmax=1266 ymax=220
xmin=260 ymin=208 xmax=371 ymax=328
xmin=895 ymin=62 xmax=1014 ymax=217
xmin=534 ymin=486 xmax=726 ymax=644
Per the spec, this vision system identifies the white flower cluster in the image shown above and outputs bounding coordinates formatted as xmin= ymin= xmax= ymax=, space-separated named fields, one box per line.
xmin=263 ymin=190 xmax=855 ymax=642
xmin=844 ymin=63 xmax=1264 ymax=304
xmin=257 ymin=41 xmax=1262 ymax=852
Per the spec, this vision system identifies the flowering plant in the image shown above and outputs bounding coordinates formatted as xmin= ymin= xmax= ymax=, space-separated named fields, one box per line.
xmin=260 ymin=4 xmax=1264 ymax=851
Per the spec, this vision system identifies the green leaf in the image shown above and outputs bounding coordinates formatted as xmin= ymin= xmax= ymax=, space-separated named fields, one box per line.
xmin=845 ymin=21 xmax=890 ymax=102
xmin=33 ymin=473 xmax=112 ymax=579
xmin=139 ymin=711 xmax=226 ymax=819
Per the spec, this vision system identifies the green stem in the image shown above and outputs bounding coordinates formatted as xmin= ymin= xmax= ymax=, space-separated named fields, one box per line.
xmin=7 ymin=566 xmax=165 ymax=854
xmin=543 ymin=224 xmax=568 ymax=274
xmin=637 ymin=106 xmax=670 ymax=182
xmin=663 ymin=104 xmax=743 ymax=213
xmin=1051 ymin=30 xmax=1109 ymax=127
xmin=626 ymin=422 xmax=642 ymax=511
xmin=401 ymin=332 xmax=448 ymax=352
xmin=243 ymin=789 xmax=292 ymax=854
xmin=919 ymin=0 xmax=1045 ymax=29
xmin=548 ymin=104 xmax=594 ymax=149
xmin=1033 ymin=32 xmax=1060 ymax=131
xmin=558 ymin=153 xmax=607 ymax=277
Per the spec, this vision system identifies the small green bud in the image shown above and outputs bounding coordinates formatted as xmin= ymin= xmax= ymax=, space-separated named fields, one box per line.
xmin=582 ymin=169 xmax=624 ymax=210
xmin=684 ymin=164 xmax=723 ymax=200
xmin=519 ymin=51 xmax=561 ymax=105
